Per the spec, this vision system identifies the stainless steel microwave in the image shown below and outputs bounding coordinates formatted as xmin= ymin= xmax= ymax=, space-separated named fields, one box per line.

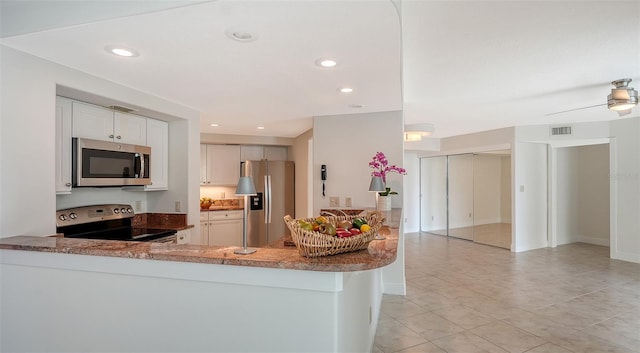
xmin=72 ymin=138 xmax=151 ymax=187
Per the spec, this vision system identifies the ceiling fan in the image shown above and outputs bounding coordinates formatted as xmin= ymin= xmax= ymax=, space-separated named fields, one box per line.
xmin=545 ymin=78 xmax=638 ymax=117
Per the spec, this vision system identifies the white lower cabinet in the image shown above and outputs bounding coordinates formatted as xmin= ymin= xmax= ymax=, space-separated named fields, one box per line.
xmin=200 ymin=211 xmax=243 ymax=246
xmin=176 ymin=229 xmax=191 ymax=244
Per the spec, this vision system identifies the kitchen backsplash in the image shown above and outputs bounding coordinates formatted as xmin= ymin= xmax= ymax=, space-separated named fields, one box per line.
xmin=200 ymin=185 xmax=237 ymax=200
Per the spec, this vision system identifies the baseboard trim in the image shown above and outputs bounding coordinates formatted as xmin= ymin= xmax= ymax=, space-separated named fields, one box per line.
xmin=382 ymin=282 xmax=406 ymax=295
xmin=611 ymin=250 xmax=640 ymax=264
xmin=575 ymin=236 xmax=610 ymax=247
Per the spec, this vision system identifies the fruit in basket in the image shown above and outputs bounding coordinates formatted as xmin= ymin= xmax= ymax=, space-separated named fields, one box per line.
xmin=336 ymin=229 xmax=353 ymax=238
xmin=352 ymin=218 xmax=367 ymax=229
xmin=319 ymin=223 xmax=336 ymax=236
xmin=298 ymin=220 xmax=313 ymax=231
xmin=315 ymin=216 xmax=329 ymax=225
xmin=337 ymin=220 xmax=352 ymax=229
xmin=349 ymin=228 xmax=362 ymax=235
xmin=360 ymin=224 xmax=371 ymax=233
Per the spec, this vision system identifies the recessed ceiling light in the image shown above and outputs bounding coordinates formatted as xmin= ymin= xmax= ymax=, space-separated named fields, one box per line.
xmin=339 ymin=87 xmax=353 ymax=93
xmin=105 ymin=45 xmax=139 ymax=57
xmin=225 ymin=28 xmax=258 ymax=42
xmin=349 ymin=104 xmax=364 ymax=108
xmin=257 ymin=126 xmax=265 ymax=130
xmin=316 ymin=59 xmax=337 ymax=68
xmin=209 ymin=123 xmax=219 ymax=127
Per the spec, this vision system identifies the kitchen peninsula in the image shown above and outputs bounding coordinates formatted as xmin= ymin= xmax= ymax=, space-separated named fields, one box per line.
xmin=0 ymin=209 xmax=402 ymax=353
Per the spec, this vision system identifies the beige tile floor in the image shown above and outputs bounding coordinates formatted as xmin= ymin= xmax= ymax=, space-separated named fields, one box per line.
xmin=374 ymin=232 xmax=640 ymax=353
xmin=429 ymin=223 xmax=512 ymax=249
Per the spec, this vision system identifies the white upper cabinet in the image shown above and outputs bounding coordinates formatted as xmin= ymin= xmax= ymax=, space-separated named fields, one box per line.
xmin=240 ymin=146 xmax=264 ymax=161
xmin=264 ymin=146 xmax=288 ymax=160
xmin=114 ymin=112 xmax=147 ymax=146
xmin=72 ymin=101 xmax=147 ymax=145
xmin=201 ymin=144 xmax=241 ymax=186
xmin=145 ymin=118 xmax=169 ymax=190
xmin=55 ymin=97 xmax=73 ymax=194
xmin=72 ymin=101 xmax=113 ymax=142
xmin=240 ymin=145 xmax=288 ymax=161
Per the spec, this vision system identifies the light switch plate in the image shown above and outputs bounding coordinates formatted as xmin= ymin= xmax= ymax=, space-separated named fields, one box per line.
xmin=329 ymin=196 xmax=340 ymax=207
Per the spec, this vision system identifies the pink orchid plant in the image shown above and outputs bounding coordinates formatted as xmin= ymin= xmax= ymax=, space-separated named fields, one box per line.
xmin=369 ymin=152 xmax=406 ymax=195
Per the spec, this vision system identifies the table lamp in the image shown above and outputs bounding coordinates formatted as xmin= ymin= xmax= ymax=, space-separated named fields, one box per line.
xmin=368 ymin=176 xmax=386 ymax=240
xmin=235 ymin=176 xmax=257 ymax=255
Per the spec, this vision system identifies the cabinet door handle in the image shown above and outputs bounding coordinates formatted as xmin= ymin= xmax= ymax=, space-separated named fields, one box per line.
xmin=65 ymin=182 xmax=71 ymax=187
xmin=116 ymin=135 xmax=122 ymax=139
xmin=109 ymin=134 xmax=114 ymax=139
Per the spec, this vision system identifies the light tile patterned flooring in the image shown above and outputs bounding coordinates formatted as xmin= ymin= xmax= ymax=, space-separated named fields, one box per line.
xmin=374 ymin=233 xmax=640 ymax=353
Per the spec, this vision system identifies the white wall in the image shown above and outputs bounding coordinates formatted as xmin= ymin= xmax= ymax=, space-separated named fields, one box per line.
xmin=513 ymin=142 xmax=548 ymax=252
xmin=610 ymin=117 xmax=640 ymax=263
xmin=0 ymin=46 xmax=200 ymax=238
xmin=313 ymin=111 xmax=404 ymax=212
xmin=403 ymin=152 xmax=421 ymax=233
xmin=293 ymin=129 xmax=313 ymax=218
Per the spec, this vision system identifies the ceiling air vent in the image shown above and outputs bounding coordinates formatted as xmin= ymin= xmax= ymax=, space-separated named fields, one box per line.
xmin=550 ymin=126 xmax=572 ymax=136
xmin=107 ymin=105 xmax=136 ymax=113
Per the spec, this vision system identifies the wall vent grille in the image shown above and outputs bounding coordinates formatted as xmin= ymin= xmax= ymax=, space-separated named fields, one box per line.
xmin=550 ymin=126 xmax=572 ymax=136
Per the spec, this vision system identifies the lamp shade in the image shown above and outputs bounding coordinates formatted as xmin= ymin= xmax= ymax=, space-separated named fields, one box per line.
xmin=235 ymin=176 xmax=257 ymax=196
xmin=368 ymin=176 xmax=386 ymax=192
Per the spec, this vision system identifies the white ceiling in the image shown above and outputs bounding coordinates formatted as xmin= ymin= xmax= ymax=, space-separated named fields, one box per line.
xmin=1 ymin=0 xmax=639 ymax=139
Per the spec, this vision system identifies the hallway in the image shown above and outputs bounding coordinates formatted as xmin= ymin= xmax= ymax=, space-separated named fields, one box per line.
xmin=374 ymin=233 xmax=640 ymax=352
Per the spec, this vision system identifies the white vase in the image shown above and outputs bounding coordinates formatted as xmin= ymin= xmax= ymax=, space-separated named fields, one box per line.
xmin=377 ymin=196 xmax=391 ymax=211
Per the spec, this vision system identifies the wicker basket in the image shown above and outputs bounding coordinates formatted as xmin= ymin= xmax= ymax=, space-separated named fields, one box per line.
xmin=283 ymin=212 xmax=384 ymax=258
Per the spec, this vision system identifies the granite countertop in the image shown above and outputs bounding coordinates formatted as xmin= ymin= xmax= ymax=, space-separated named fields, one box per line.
xmin=201 ymin=206 xmax=244 ymax=211
xmin=0 ymin=209 xmax=401 ymax=272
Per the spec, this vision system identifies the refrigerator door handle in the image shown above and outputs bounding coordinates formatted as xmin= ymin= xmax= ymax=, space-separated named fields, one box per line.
xmin=267 ymin=175 xmax=273 ymax=224
xmin=264 ymin=175 xmax=269 ymax=224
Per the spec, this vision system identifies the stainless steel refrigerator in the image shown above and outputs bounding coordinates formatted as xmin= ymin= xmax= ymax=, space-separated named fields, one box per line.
xmin=242 ymin=160 xmax=295 ymax=247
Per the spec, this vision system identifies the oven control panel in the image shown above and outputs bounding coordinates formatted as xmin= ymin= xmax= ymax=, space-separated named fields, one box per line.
xmin=56 ymin=204 xmax=134 ymax=227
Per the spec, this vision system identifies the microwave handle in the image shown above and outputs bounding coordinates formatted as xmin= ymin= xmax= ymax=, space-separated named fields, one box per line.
xmin=134 ymin=153 xmax=144 ymax=178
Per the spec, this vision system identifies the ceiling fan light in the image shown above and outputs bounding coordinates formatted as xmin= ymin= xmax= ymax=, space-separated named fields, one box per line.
xmin=608 ymin=100 xmax=637 ymax=111
xmin=607 ymin=78 xmax=638 ymax=111
xmin=608 ymin=91 xmax=638 ymax=111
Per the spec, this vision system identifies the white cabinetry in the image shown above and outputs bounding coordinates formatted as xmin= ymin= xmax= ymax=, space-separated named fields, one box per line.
xmin=145 ymin=118 xmax=168 ymax=190
xmin=240 ymin=145 xmax=288 ymax=161
xmin=200 ymin=211 xmax=243 ymax=246
xmin=264 ymin=146 xmax=288 ymax=160
xmin=240 ymin=146 xmax=264 ymax=161
xmin=201 ymin=144 xmax=241 ymax=185
xmin=176 ymin=229 xmax=191 ymax=244
xmin=55 ymin=97 xmax=73 ymax=194
xmin=72 ymin=101 xmax=147 ymax=145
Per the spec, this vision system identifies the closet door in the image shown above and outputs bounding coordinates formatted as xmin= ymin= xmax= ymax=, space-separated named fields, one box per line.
xmin=447 ymin=154 xmax=474 ymax=240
